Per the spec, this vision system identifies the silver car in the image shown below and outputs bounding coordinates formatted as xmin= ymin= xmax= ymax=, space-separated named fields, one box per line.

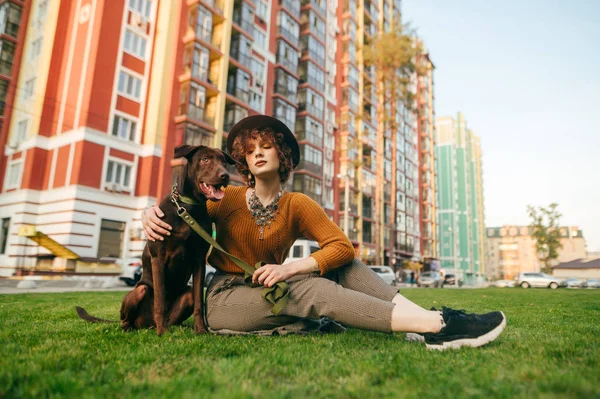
xmin=586 ymin=279 xmax=600 ymax=288
xmin=369 ymin=266 xmax=397 ymax=286
xmin=566 ymin=277 xmax=587 ymax=288
xmin=418 ymin=271 xmax=444 ymax=288
xmin=516 ymin=272 xmax=567 ymax=289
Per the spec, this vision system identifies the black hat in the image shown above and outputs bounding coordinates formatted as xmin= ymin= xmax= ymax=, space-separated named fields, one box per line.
xmin=226 ymin=115 xmax=300 ymax=168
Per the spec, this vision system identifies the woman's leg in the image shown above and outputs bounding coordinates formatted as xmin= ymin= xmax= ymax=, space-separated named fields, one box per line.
xmin=327 ymin=258 xmax=444 ymax=333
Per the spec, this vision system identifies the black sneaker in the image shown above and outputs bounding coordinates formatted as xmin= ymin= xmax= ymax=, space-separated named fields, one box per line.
xmin=422 ymin=307 xmax=506 ymax=350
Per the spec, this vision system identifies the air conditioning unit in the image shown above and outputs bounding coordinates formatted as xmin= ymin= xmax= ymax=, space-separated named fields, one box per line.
xmin=326 ymin=122 xmax=334 ymax=134
xmin=133 ymin=13 xmax=145 ymax=28
xmin=255 ymin=76 xmax=264 ymax=88
xmin=110 ymin=183 xmax=122 ymax=192
xmin=325 ymin=148 xmax=333 ymax=160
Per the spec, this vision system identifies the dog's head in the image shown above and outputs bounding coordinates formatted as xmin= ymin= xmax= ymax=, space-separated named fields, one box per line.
xmin=174 ymin=145 xmax=237 ymax=202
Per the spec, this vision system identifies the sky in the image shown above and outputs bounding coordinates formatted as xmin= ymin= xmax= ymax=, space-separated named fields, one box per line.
xmin=403 ymin=0 xmax=600 ymax=251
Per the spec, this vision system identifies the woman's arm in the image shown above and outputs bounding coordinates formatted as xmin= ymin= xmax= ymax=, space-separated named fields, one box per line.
xmin=293 ymin=193 xmax=355 ymax=275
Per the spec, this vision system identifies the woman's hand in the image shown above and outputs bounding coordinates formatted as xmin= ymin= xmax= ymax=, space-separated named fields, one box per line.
xmin=252 ymin=263 xmax=297 ymax=287
xmin=141 ymin=205 xmax=172 ymax=242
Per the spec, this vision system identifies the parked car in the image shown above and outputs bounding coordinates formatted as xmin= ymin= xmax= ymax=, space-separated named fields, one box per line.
xmin=187 ymin=265 xmax=217 ymax=287
xmin=418 ymin=271 xmax=444 ymax=288
xmin=368 ymin=265 xmax=397 ymax=286
xmin=443 ymin=273 xmax=463 ymax=287
xmin=515 ymin=272 xmax=567 ymax=289
xmin=495 ymin=279 xmax=516 ymax=288
xmin=566 ymin=277 xmax=587 ymax=288
xmin=283 ymin=239 xmax=320 ymax=264
xmin=117 ymin=257 xmax=143 ymax=286
xmin=586 ymin=279 xmax=600 ymax=288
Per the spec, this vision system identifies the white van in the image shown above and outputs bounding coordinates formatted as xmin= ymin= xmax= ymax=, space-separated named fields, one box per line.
xmin=283 ymin=239 xmax=320 ymax=264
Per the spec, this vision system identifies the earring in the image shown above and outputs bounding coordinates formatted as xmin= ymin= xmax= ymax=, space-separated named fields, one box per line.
xmin=248 ymin=173 xmax=253 ymax=181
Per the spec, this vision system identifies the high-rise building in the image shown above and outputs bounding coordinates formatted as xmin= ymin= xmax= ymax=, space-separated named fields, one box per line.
xmin=0 ymin=0 xmax=30 ymax=191
xmin=0 ymin=0 xmax=426 ymax=276
xmin=485 ymin=225 xmax=586 ymax=280
xmin=434 ymin=113 xmax=485 ymax=283
xmin=336 ymin=0 xmax=419 ymax=267
xmin=416 ymin=50 xmax=437 ymax=268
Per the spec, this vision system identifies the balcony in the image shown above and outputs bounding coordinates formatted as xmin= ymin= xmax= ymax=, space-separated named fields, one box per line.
xmin=297 ymin=159 xmax=322 ymax=175
xmin=280 ymin=0 xmax=301 ymax=18
xmin=277 ymin=25 xmax=299 ymax=48
xmin=230 ymin=49 xmax=252 ymax=71
xmin=302 ymin=0 xmax=326 ymax=17
xmin=297 ymin=102 xmax=323 ymax=119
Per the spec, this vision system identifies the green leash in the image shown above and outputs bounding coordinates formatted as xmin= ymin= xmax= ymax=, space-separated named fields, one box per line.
xmin=170 ymin=185 xmax=290 ymax=315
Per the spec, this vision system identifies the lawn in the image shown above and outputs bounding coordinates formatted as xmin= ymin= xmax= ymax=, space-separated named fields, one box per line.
xmin=1 ymin=288 xmax=599 ymax=398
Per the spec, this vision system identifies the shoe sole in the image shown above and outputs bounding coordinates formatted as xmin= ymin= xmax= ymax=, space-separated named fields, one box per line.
xmin=425 ymin=311 xmax=507 ymax=351
xmin=405 ymin=333 xmax=425 ymax=342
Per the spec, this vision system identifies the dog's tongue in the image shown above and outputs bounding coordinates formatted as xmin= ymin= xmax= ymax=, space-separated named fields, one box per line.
xmin=203 ymin=184 xmax=225 ymax=200
xmin=211 ymin=186 xmax=225 ymax=200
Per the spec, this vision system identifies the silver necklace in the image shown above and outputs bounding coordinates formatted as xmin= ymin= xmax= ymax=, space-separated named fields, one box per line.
xmin=248 ymin=190 xmax=283 ymax=240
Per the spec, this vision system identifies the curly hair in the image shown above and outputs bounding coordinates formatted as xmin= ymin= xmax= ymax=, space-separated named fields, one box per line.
xmin=230 ymin=127 xmax=294 ymax=188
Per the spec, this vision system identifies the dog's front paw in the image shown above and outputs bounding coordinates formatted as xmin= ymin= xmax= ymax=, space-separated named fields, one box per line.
xmin=194 ymin=323 xmax=208 ymax=334
xmin=156 ymin=326 xmax=168 ymax=336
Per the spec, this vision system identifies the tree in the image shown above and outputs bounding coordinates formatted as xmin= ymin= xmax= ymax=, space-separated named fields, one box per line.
xmin=362 ymin=23 xmax=426 ymax=265
xmin=527 ymin=203 xmax=563 ymax=274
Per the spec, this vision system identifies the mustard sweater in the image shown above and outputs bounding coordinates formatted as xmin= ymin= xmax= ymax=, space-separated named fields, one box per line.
xmin=206 ymin=186 xmax=355 ymax=275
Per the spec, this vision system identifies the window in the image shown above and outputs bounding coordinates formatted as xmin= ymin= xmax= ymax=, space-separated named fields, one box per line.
xmin=298 ymin=88 xmax=324 ymax=119
xmin=277 ymin=41 xmax=299 ymax=73
xmin=300 ymin=35 xmax=325 ymax=67
xmin=273 ymin=98 xmax=296 ymax=130
xmin=296 ymin=117 xmax=323 ymax=146
xmin=227 ymin=68 xmax=250 ymax=103
xmin=24 ymin=78 xmax=36 ymax=99
xmin=0 ymin=40 xmax=16 ymax=76
xmin=0 ymin=79 xmax=7 ymax=115
xmin=195 ymin=5 xmax=213 ymax=42
xmin=293 ymin=174 xmax=322 ymax=203
xmin=224 ymin=103 xmax=248 ymax=131
xmin=105 ymin=159 xmax=133 ymax=189
xmin=277 ymin=11 xmax=299 ymax=47
xmin=30 ymin=37 xmax=43 ymax=60
xmin=299 ymin=61 xmax=325 ymax=92
xmin=0 ymin=217 xmax=9 ymax=254
xmin=15 ymin=119 xmax=28 ymax=143
xmin=308 ymin=10 xmax=325 ymax=38
xmin=256 ymin=0 xmax=268 ymax=22
xmin=184 ymin=43 xmax=209 ymax=81
xmin=183 ymin=123 xmax=213 ymax=146
xmin=124 ymin=29 xmax=147 ymax=59
xmin=37 ymin=0 xmax=48 ymax=20
xmin=303 ymin=145 xmax=323 ymax=166
xmin=128 ymin=0 xmax=152 ymax=19
xmin=249 ymin=91 xmax=263 ymax=111
xmin=117 ymin=70 xmax=142 ymax=100
xmin=230 ymin=32 xmax=253 ymax=70
xmin=0 ymin=2 xmax=22 ymax=38
xmin=97 ymin=219 xmax=125 ymax=258
xmin=252 ymin=27 xmax=267 ymax=51
xmin=292 ymin=245 xmax=303 ymax=258
xmin=5 ymin=160 xmax=23 ymax=190
xmin=274 ymin=69 xmax=298 ymax=102
xmin=250 ymin=58 xmax=265 ymax=85
xmin=180 ymin=81 xmax=206 ymax=122
xmin=112 ymin=114 xmax=137 ymax=141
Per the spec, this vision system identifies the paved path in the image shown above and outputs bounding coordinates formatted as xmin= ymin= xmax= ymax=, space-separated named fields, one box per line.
xmin=0 ymin=277 xmax=132 ymax=294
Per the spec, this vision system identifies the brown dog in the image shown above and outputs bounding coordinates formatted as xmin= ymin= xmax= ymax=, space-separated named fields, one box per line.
xmin=76 ymin=145 xmax=235 ymax=335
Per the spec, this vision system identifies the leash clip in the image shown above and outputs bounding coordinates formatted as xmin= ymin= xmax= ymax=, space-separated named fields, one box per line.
xmin=170 ymin=183 xmax=184 ymax=213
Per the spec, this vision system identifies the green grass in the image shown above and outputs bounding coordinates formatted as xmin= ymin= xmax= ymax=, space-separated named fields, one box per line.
xmin=1 ymin=288 xmax=599 ymax=399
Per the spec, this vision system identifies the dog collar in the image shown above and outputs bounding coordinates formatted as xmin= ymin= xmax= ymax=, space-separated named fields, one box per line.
xmin=169 ymin=184 xmax=200 ymax=211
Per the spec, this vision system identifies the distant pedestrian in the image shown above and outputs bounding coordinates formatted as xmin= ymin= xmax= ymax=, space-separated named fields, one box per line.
xmin=410 ymin=270 xmax=415 ymax=287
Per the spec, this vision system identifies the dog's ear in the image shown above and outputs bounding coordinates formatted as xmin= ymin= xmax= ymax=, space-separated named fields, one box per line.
xmin=174 ymin=145 xmax=205 ymax=160
xmin=222 ymin=151 xmax=238 ymax=165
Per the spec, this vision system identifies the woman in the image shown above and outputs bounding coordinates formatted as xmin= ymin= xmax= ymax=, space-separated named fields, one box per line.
xmin=142 ymin=115 xmax=506 ymax=350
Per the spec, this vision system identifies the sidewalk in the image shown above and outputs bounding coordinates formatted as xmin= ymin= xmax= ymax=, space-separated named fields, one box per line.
xmin=0 ymin=276 xmax=131 ymax=294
